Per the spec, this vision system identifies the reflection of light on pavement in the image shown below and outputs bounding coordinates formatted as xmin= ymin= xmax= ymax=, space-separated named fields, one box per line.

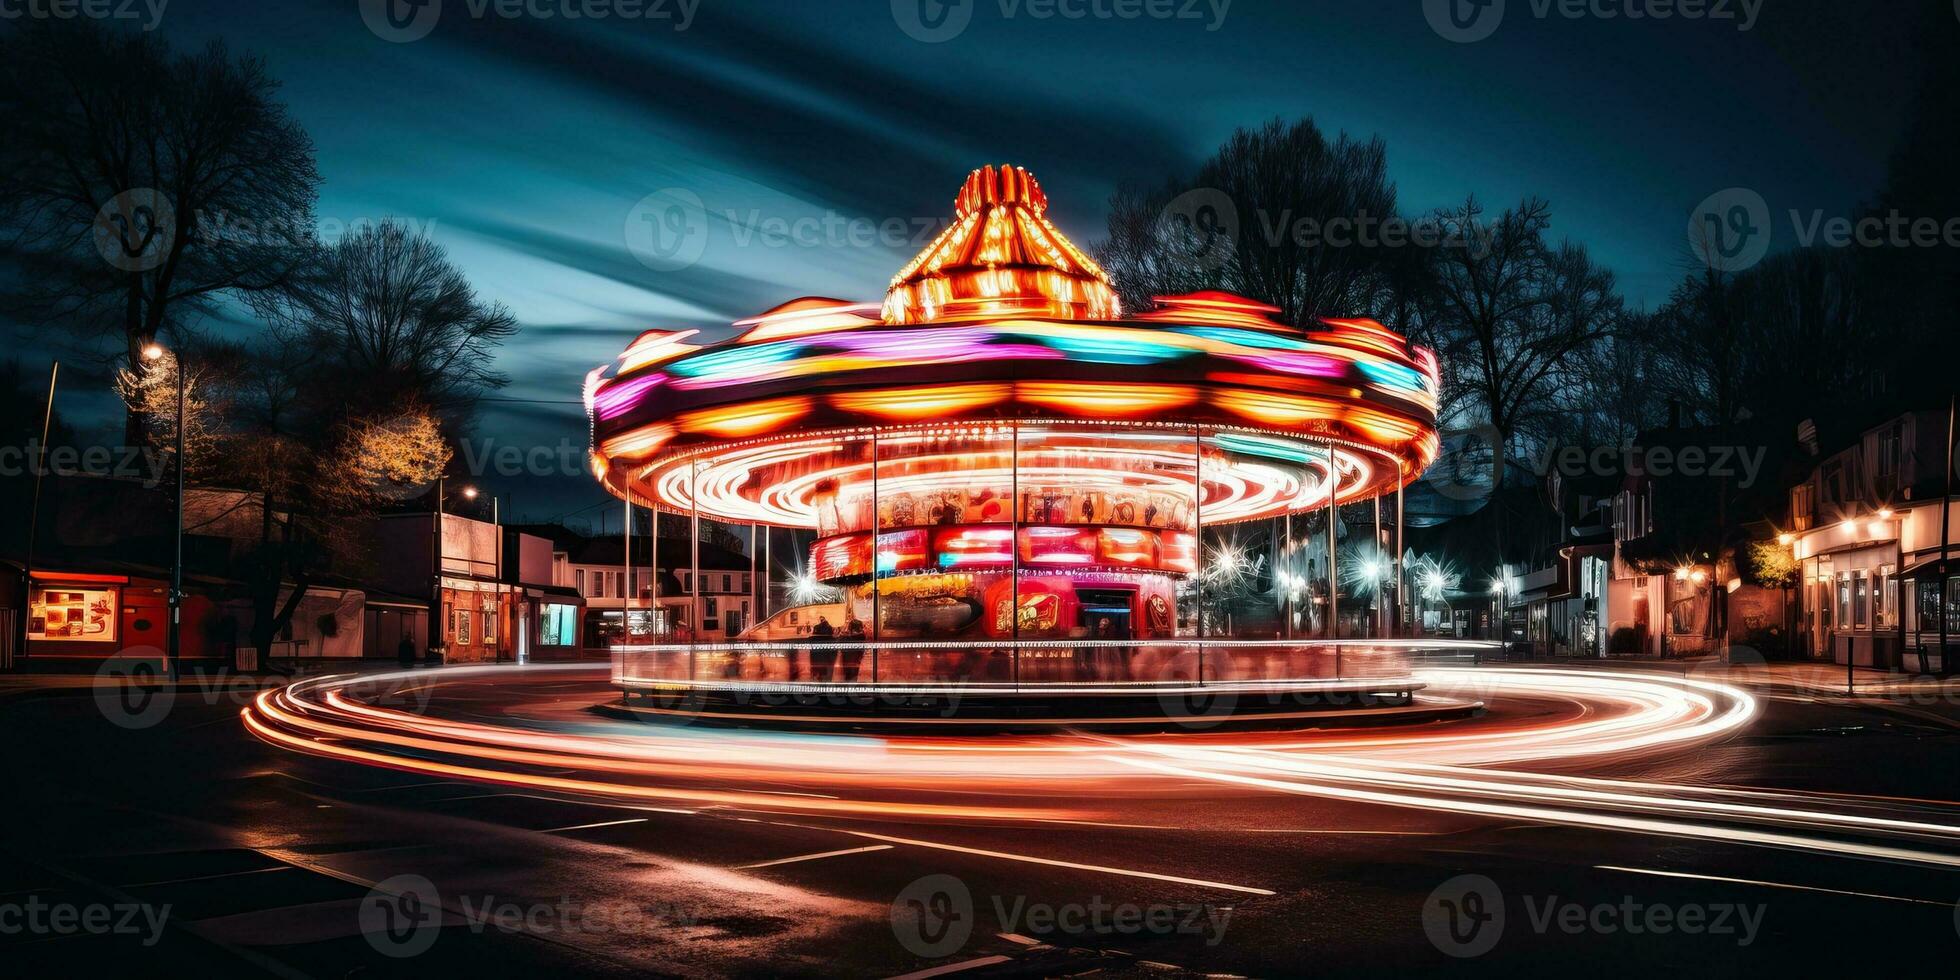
xmin=242 ymin=665 xmax=1960 ymax=869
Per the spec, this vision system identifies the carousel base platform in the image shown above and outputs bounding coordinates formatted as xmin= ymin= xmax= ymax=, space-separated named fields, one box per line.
xmin=598 ymin=677 xmax=1482 ymax=732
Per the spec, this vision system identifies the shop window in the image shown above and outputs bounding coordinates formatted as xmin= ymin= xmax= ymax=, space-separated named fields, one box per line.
xmin=481 ymin=598 xmax=497 ymax=644
xmin=541 ymin=603 xmax=577 ymax=646
xmin=1852 ymin=570 xmax=1870 ymax=629
xmin=27 ymin=587 xmax=119 ymax=643
xmin=1835 ymin=572 xmax=1851 ymax=629
xmin=455 ymin=609 xmax=473 ymax=646
xmin=1875 ymin=565 xmax=1895 ymax=630
xmin=1948 ymin=579 xmax=1960 ymax=636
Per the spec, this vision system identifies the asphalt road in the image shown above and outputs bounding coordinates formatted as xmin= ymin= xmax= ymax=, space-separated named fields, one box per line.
xmin=3 ymin=664 xmax=1959 ymax=978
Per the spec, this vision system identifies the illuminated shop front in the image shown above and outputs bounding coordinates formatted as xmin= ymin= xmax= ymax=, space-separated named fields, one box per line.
xmin=586 ymin=166 xmax=1440 ymax=685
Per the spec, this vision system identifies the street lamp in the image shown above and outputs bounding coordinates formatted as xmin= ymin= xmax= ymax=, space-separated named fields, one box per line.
xmin=143 ymin=344 xmax=185 ymax=679
xmin=16 ymin=358 xmax=59 ymax=670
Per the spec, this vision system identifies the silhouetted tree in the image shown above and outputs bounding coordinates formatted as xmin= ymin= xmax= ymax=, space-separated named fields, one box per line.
xmin=0 ymin=19 xmax=320 ymax=444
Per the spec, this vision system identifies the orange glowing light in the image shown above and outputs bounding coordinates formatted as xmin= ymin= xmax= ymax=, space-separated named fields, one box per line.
xmin=883 ymin=165 xmax=1118 ymax=325
xmin=830 ymin=384 xmax=1010 ymax=420
xmin=1016 ymin=382 xmax=1197 ymax=416
xmin=677 ymin=397 xmax=813 ymax=438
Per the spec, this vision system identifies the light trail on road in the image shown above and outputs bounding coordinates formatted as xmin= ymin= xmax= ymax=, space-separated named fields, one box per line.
xmin=240 ymin=664 xmax=1960 ymax=869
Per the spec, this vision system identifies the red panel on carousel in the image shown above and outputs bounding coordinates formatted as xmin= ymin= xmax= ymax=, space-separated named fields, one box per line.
xmin=876 ymin=528 xmax=929 ymax=573
xmin=1019 ymin=526 xmax=1096 ymax=566
xmin=933 ymin=526 xmax=1015 ymax=568
xmin=1161 ymin=532 xmax=1198 ymax=574
xmin=1096 ymin=528 xmax=1158 ymax=568
xmin=811 ymin=533 xmax=871 ymax=579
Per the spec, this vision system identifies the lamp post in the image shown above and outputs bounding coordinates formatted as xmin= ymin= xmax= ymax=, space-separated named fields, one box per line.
xmin=429 ymin=475 xmax=449 ymax=665
xmin=15 ymin=359 xmax=59 ymax=671
xmin=142 ymin=345 xmax=185 ymax=680
xmin=463 ymin=486 xmax=501 ymax=661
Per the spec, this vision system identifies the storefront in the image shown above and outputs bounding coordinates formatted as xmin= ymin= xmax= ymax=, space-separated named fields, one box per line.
xmin=22 ymin=569 xmax=222 ymax=662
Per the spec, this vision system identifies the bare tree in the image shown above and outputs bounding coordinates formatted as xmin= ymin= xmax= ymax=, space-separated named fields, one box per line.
xmin=1428 ymin=198 xmax=1623 ymax=491
xmin=0 ymin=19 xmax=320 ymax=443
xmin=254 ymin=220 xmax=516 ymax=419
xmin=1096 ymin=117 xmax=1401 ymax=326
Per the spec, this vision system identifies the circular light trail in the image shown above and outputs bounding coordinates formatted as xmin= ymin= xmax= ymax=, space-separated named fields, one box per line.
xmin=239 ymin=662 xmax=1960 ymax=869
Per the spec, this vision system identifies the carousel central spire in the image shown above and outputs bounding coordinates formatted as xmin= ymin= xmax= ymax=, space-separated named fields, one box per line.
xmin=882 ymin=164 xmax=1120 ymax=325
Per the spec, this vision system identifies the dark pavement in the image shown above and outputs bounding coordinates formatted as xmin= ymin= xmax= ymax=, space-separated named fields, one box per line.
xmin=3 ymin=663 xmax=1958 ymax=978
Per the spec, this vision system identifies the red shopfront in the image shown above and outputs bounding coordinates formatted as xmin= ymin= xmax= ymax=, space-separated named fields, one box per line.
xmin=25 ymin=570 xmax=222 ymax=661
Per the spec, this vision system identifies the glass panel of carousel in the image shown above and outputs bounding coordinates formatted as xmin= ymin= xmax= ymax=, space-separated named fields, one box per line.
xmin=864 ymin=425 xmax=1015 ymax=683
xmin=1008 ymin=423 xmax=1198 ymax=684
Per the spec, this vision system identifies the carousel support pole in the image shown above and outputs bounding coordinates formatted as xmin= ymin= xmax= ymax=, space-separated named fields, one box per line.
xmin=1010 ymin=423 xmax=1020 ymax=690
xmin=690 ymin=460 xmax=700 ymax=681
xmin=622 ymin=495 xmax=631 ymax=646
xmin=1396 ymin=479 xmax=1406 ymax=637
xmin=1327 ymin=447 xmax=1339 ymax=642
xmin=1374 ymin=493 xmax=1383 ymax=638
xmin=1195 ymin=426 xmax=1205 ymax=683
xmin=870 ymin=430 xmax=879 ymax=683
xmin=1284 ymin=506 xmax=1294 ymax=641
xmin=658 ymin=505 xmax=666 ymax=635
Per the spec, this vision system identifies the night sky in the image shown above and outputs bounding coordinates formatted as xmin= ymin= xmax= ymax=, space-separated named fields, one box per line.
xmin=10 ymin=0 xmax=1930 ymax=523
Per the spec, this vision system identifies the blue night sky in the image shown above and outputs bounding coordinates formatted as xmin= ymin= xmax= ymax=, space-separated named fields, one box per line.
xmin=19 ymin=0 xmax=1927 ymax=522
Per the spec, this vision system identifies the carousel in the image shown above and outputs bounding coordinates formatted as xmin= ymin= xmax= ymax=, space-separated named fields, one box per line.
xmin=586 ymin=165 xmax=1445 ymax=707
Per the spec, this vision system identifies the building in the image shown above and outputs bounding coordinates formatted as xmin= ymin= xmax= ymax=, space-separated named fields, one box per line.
xmin=1786 ymin=409 xmax=1952 ymax=672
xmin=374 ymin=513 xmax=577 ymax=663
xmin=514 ymin=523 xmax=755 ymax=645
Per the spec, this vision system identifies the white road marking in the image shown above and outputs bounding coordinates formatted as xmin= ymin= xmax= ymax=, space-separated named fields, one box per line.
xmin=542 ymin=817 xmax=649 ymax=833
xmin=838 ymin=829 xmax=1275 ymax=896
xmin=883 ymin=954 xmax=1014 ymax=979
xmin=1594 ymin=865 xmax=1952 ymax=906
xmin=734 ymin=844 xmax=893 ymax=869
